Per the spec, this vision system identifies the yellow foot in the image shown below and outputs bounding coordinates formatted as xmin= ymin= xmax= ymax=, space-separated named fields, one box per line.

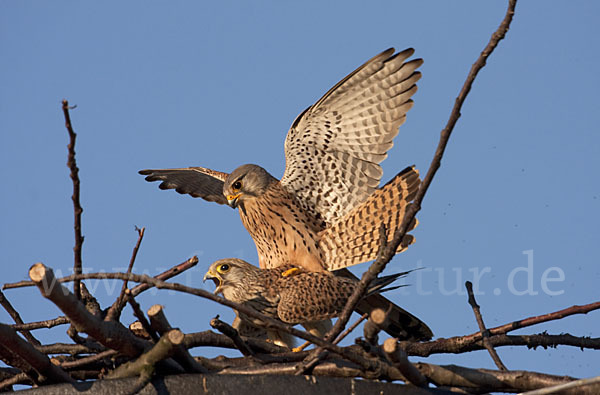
xmin=281 ymin=267 xmax=301 ymax=278
xmin=292 ymin=341 xmax=311 ymax=352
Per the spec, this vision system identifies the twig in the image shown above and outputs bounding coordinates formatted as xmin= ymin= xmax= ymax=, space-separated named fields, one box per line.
xmin=36 ymin=342 xmax=104 ymax=356
xmin=0 ymin=290 xmax=41 ymax=345
xmin=334 ymin=312 xmax=369 ymax=345
xmin=383 ymin=338 xmax=428 ymax=387
xmin=210 ymin=316 xmax=255 ymax=357
xmin=183 ymin=330 xmax=287 ymax=354
xmin=12 ymin=316 xmax=70 ymax=331
xmin=465 ymin=281 xmax=507 ymax=370
xmin=294 ymin=313 xmax=370 ymax=377
xmin=62 ymin=99 xmax=84 ymax=300
xmin=3 ymin=255 xmax=199 ymax=291
xmin=0 ymin=323 xmax=74 ymax=384
xmin=60 ymin=349 xmax=119 ymax=370
xmin=520 ymin=375 xmax=600 ymax=395
xmin=105 ymin=227 xmax=146 ymax=322
xmin=401 ymin=332 xmax=600 ymax=357
xmin=131 ymin=255 xmax=198 ymax=297
xmin=125 ymin=289 xmax=159 ymax=342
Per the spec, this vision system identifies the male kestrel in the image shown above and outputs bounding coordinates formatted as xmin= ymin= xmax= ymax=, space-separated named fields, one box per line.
xmin=140 ymin=48 xmax=432 ymax=341
xmin=204 ymin=258 xmax=414 ymax=348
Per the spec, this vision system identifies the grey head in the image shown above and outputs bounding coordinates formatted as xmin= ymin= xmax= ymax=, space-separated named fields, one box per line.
xmin=223 ymin=164 xmax=277 ymax=208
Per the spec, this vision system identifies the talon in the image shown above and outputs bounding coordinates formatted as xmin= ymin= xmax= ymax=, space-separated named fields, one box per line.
xmin=281 ymin=267 xmax=301 ymax=277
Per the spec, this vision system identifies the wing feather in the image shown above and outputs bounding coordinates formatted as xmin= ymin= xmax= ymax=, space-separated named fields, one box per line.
xmin=280 ymin=48 xmax=422 ymax=224
xmin=139 ymin=167 xmax=229 ymax=205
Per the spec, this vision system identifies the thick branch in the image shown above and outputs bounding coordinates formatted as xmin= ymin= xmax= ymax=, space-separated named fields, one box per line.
xmin=148 ymin=305 xmax=207 ymax=373
xmin=383 ymin=339 xmax=427 ymax=387
xmin=107 ymin=330 xmax=183 ymax=379
xmin=28 ymin=263 xmax=149 ymax=357
xmin=0 ymin=323 xmax=74 ymax=384
xmin=417 ymin=363 xmax=587 ymax=394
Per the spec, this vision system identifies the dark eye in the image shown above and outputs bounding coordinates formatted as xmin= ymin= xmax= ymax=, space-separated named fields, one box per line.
xmin=232 ymin=181 xmax=242 ymax=190
xmin=218 ymin=264 xmax=230 ymax=273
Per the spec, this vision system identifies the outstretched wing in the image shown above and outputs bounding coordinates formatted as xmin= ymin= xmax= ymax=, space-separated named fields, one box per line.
xmin=139 ymin=167 xmax=229 ymax=205
xmin=280 ymin=48 xmax=423 ymax=225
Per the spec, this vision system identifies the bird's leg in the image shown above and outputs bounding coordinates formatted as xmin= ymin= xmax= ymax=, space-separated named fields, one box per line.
xmin=292 ymin=341 xmax=311 ymax=352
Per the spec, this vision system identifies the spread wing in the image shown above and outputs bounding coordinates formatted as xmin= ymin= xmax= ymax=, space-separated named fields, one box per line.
xmin=139 ymin=166 xmax=229 ymax=205
xmin=280 ymin=48 xmax=422 ymax=225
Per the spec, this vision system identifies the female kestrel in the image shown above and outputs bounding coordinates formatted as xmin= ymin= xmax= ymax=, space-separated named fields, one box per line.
xmin=204 ymin=258 xmax=414 ymax=348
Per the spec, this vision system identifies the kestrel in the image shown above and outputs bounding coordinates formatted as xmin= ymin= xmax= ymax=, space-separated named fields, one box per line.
xmin=141 ymin=48 xmax=432 ymax=341
xmin=204 ymin=258 xmax=413 ymax=348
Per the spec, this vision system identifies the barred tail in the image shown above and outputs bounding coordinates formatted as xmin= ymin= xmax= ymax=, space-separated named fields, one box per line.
xmin=319 ymin=166 xmax=420 ymax=271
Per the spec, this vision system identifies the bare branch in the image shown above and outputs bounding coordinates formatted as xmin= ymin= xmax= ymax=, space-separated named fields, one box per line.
xmin=401 ymin=332 xmax=600 ymax=357
xmin=183 ymin=331 xmax=286 ymax=355
xmin=30 ymin=269 xmax=403 ymax=378
xmin=334 ymin=313 xmax=368 ymax=345
xmin=210 ymin=316 xmax=256 ymax=357
xmin=417 ymin=362 xmax=583 ymax=394
xmin=12 ymin=316 xmax=70 ymax=331
xmin=107 ymin=330 xmax=184 ymax=379
xmin=3 ymin=255 xmax=198 ymax=291
xmin=0 ymin=290 xmax=40 ymax=345
xmin=105 ymin=227 xmax=146 ymax=322
xmin=60 ymin=349 xmax=119 ymax=370
xmin=62 ymin=99 xmax=84 ymax=300
xmin=126 ymin=289 xmax=159 ymax=342
xmin=28 ymin=263 xmax=149 ymax=357
xmin=383 ymin=339 xmax=427 ymax=387
xmin=148 ymin=305 xmax=207 ymax=373
xmin=519 ymin=375 xmax=600 ymax=395
xmin=0 ymin=323 xmax=74 ymax=384
xmin=465 ymin=281 xmax=507 ymax=370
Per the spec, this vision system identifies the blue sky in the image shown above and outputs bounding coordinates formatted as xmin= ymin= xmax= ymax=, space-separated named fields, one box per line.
xmin=1 ymin=1 xmax=599 ymax=380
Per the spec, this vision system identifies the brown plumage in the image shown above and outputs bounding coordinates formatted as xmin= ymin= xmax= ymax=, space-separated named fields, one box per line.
xmin=204 ymin=258 xmax=415 ymax=348
xmin=140 ymin=48 xmax=432 ymax=341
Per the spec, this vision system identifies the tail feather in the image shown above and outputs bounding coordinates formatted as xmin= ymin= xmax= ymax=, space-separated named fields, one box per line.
xmin=366 ymin=269 xmax=417 ymax=295
xmin=334 ymin=268 xmax=433 ymax=341
xmin=320 ymin=166 xmax=421 ymax=271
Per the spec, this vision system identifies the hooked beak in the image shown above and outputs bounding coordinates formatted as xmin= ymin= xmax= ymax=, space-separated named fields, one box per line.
xmin=226 ymin=192 xmax=242 ymax=208
xmin=203 ymin=270 xmax=222 ymax=294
